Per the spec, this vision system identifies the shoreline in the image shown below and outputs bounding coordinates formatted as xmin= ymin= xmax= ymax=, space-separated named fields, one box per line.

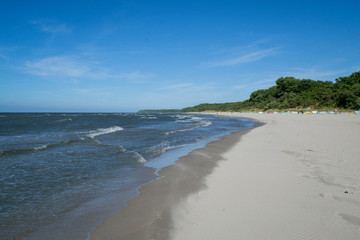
xmin=91 ymin=113 xmax=360 ymax=240
xmin=90 ymin=124 xmax=257 ymax=239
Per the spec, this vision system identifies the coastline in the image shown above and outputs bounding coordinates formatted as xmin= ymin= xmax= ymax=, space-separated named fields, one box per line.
xmin=90 ymin=124 xmax=257 ymax=239
xmin=91 ymin=113 xmax=360 ymax=240
xmin=172 ymin=113 xmax=360 ymax=239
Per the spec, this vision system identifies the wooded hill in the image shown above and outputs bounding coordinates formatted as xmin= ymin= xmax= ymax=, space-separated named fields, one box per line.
xmin=181 ymin=71 xmax=360 ymax=112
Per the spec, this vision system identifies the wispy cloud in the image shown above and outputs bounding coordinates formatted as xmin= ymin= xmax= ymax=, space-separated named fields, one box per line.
xmin=116 ymin=71 xmax=155 ymax=81
xmin=87 ymin=70 xmax=156 ymax=82
xmin=24 ymin=55 xmax=154 ymax=81
xmin=0 ymin=46 xmax=19 ymax=61
xmin=159 ymin=83 xmax=195 ymax=90
xmin=0 ymin=48 xmax=8 ymax=61
xmin=203 ymin=48 xmax=278 ymax=67
xmin=70 ymin=87 xmax=113 ymax=97
xmin=31 ymin=20 xmax=71 ymax=34
xmin=25 ymin=56 xmax=89 ymax=77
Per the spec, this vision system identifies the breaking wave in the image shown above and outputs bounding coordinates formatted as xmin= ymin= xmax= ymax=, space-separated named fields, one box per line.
xmin=87 ymin=126 xmax=124 ymax=138
xmin=165 ymin=120 xmax=212 ymax=135
xmin=129 ymin=151 xmax=147 ymax=164
xmin=55 ymin=118 xmax=72 ymax=122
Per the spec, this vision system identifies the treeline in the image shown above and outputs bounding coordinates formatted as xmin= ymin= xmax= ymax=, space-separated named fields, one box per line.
xmin=182 ymin=71 xmax=360 ymax=112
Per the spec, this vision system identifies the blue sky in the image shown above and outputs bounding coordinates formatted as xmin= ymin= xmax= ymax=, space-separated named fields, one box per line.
xmin=1 ymin=0 xmax=359 ymax=112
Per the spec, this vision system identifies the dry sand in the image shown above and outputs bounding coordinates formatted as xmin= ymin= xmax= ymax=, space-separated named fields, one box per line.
xmin=172 ymin=113 xmax=360 ymax=240
xmin=91 ymin=113 xmax=360 ymax=240
xmin=90 ymin=126 xmax=252 ymax=240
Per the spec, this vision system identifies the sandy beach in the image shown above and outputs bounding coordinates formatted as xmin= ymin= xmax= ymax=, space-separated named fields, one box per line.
xmin=91 ymin=113 xmax=360 ymax=240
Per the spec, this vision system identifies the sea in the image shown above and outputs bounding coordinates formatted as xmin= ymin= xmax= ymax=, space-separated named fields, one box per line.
xmin=0 ymin=113 xmax=257 ymax=240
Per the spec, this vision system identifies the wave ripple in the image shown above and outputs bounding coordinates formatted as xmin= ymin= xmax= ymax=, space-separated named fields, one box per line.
xmin=87 ymin=126 xmax=124 ymax=138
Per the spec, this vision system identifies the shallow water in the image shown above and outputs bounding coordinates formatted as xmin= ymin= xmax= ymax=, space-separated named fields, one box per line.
xmin=0 ymin=113 xmax=257 ymax=240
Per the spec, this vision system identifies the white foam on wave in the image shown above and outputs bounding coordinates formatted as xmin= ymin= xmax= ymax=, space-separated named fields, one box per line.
xmin=56 ymin=118 xmax=72 ymax=122
xmin=175 ymin=119 xmax=191 ymax=123
xmin=174 ymin=114 xmax=188 ymax=119
xmin=61 ymin=114 xmax=80 ymax=116
xmin=161 ymin=144 xmax=186 ymax=154
xmin=191 ymin=116 xmax=203 ymax=121
xmin=201 ymin=120 xmax=212 ymax=127
xmin=131 ymin=152 xmax=147 ymax=164
xmin=87 ymin=126 xmax=124 ymax=138
xmin=165 ymin=127 xmax=196 ymax=135
xmin=34 ymin=145 xmax=48 ymax=150
xmin=165 ymin=120 xmax=212 ymax=135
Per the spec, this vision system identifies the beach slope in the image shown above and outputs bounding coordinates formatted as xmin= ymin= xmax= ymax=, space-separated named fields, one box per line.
xmin=172 ymin=113 xmax=360 ymax=240
xmin=91 ymin=113 xmax=360 ymax=240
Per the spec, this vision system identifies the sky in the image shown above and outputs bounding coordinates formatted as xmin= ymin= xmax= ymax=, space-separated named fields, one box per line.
xmin=0 ymin=0 xmax=359 ymax=112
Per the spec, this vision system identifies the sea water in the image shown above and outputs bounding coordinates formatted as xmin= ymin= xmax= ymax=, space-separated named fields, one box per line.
xmin=0 ymin=113 xmax=257 ymax=240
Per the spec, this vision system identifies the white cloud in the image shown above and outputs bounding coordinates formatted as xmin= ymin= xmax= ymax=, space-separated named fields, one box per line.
xmin=31 ymin=20 xmax=71 ymax=34
xmin=203 ymin=48 xmax=278 ymax=67
xmin=116 ymin=71 xmax=155 ymax=81
xmin=25 ymin=56 xmax=89 ymax=77
xmin=0 ymin=46 xmax=19 ymax=61
xmin=87 ymin=70 xmax=155 ymax=82
xmin=159 ymin=83 xmax=195 ymax=90
xmin=25 ymin=55 xmax=154 ymax=82
xmin=70 ymin=88 xmax=113 ymax=97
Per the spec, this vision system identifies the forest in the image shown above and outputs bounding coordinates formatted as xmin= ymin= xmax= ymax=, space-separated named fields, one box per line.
xmin=181 ymin=71 xmax=360 ymax=112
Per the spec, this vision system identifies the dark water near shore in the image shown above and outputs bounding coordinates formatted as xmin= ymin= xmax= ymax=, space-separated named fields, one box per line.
xmin=0 ymin=113 xmax=257 ymax=240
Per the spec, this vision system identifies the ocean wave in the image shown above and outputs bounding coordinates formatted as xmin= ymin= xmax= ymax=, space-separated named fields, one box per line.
xmin=114 ymin=145 xmax=126 ymax=153
xmin=0 ymin=138 xmax=84 ymax=157
xmin=165 ymin=127 xmax=196 ymax=135
xmin=87 ymin=126 xmax=124 ymax=138
xmin=56 ymin=118 xmax=72 ymax=122
xmin=129 ymin=151 xmax=147 ymax=164
xmin=90 ymin=139 xmax=126 ymax=152
xmin=139 ymin=115 xmax=157 ymax=120
xmin=60 ymin=114 xmax=81 ymax=117
xmin=191 ymin=116 xmax=203 ymax=121
xmin=165 ymin=120 xmax=212 ymax=135
xmin=175 ymin=120 xmax=190 ymax=123
xmin=173 ymin=114 xmax=188 ymax=119
xmin=0 ymin=148 xmax=35 ymax=156
xmin=152 ymin=144 xmax=187 ymax=159
xmin=173 ymin=114 xmax=193 ymax=122
xmin=34 ymin=145 xmax=48 ymax=150
xmin=175 ymin=116 xmax=211 ymax=124
xmin=201 ymin=120 xmax=212 ymax=127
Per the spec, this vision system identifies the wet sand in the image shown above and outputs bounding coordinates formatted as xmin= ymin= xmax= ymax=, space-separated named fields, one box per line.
xmin=90 ymin=126 xmax=255 ymax=240
xmin=91 ymin=113 xmax=360 ymax=240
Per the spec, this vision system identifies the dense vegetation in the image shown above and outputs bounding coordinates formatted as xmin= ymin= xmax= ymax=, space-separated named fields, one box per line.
xmin=181 ymin=71 xmax=360 ymax=112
